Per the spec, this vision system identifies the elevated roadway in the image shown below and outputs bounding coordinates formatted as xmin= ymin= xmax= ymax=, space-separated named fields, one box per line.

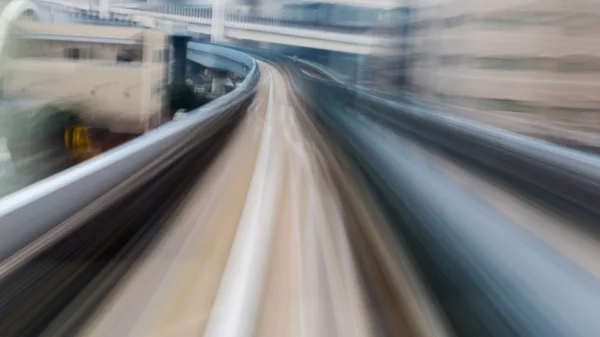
xmin=187 ymin=42 xmax=252 ymax=77
xmin=34 ymin=0 xmax=398 ymax=55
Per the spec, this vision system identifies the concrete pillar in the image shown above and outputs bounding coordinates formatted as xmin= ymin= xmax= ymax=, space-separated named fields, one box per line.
xmin=211 ymin=0 xmax=226 ymax=42
xmin=212 ymin=77 xmax=226 ymax=95
xmin=210 ymin=69 xmax=229 ymax=95
xmin=99 ymin=0 xmax=109 ymax=19
xmin=170 ymin=35 xmax=191 ymax=84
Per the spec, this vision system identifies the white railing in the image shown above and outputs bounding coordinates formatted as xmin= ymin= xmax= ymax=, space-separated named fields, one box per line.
xmin=36 ymin=0 xmax=389 ymax=35
xmin=34 ymin=0 xmax=397 ymax=54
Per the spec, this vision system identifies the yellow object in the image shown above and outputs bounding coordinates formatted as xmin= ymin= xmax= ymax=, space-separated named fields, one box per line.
xmin=64 ymin=126 xmax=98 ymax=161
xmin=64 ymin=125 xmax=91 ymax=150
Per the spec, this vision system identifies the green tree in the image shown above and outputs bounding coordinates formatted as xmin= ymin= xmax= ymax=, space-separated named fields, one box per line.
xmin=165 ymin=82 xmax=211 ymax=117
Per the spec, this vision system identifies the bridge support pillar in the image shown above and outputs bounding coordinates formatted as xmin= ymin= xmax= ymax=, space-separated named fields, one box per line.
xmin=211 ymin=0 xmax=225 ymax=42
xmin=99 ymin=0 xmax=109 ymax=18
xmin=212 ymin=77 xmax=226 ymax=95
xmin=209 ymin=69 xmax=229 ymax=96
xmin=170 ymin=35 xmax=192 ymax=84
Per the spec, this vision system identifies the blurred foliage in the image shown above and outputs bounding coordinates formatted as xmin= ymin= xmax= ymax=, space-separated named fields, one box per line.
xmin=0 ymin=104 xmax=86 ymax=159
xmin=165 ymin=82 xmax=212 ymax=116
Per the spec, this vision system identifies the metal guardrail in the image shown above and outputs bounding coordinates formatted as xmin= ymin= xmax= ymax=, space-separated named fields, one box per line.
xmin=291 ymin=58 xmax=600 ymax=337
xmin=0 ymin=43 xmax=258 ymax=336
xmin=0 ymin=44 xmax=257 ymax=262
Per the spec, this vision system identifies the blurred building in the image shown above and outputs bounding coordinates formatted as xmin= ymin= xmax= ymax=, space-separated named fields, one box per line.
xmin=265 ymin=0 xmax=409 ymax=89
xmin=280 ymin=1 xmax=400 ymax=25
xmin=1 ymin=21 xmax=168 ymax=133
xmin=410 ymin=0 xmax=600 ymax=119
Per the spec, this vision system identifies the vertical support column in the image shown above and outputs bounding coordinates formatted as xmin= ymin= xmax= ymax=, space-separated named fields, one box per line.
xmin=99 ymin=0 xmax=109 ymax=19
xmin=169 ymin=35 xmax=191 ymax=84
xmin=141 ymin=30 xmax=153 ymax=132
xmin=211 ymin=0 xmax=225 ymax=42
xmin=212 ymin=77 xmax=226 ymax=95
xmin=209 ymin=69 xmax=229 ymax=96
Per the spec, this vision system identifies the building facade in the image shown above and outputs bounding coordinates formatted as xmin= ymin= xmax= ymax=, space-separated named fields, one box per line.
xmin=410 ymin=0 xmax=600 ymax=121
xmin=2 ymin=21 xmax=169 ymax=133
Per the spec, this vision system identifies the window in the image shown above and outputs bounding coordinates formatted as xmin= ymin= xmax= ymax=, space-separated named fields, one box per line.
xmin=478 ymin=58 xmax=511 ymax=69
xmin=556 ymin=57 xmax=600 ymax=73
xmin=553 ymin=107 xmax=599 ymax=114
xmin=477 ymin=58 xmax=541 ymax=70
xmin=479 ymin=17 xmax=521 ymax=27
xmin=478 ymin=12 xmax=561 ymax=28
xmin=154 ymin=81 xmax=167 ymax=98
xmin=153 ymin=49 xmax=170 ymax=63
xmin=117 ymin=47 xmax=143 ymax=63
xmin=65 ymin=47 xmax=80 ymax=60
xmin=474 ymin=98 xmax=538 ymax=113
xmin=117 ymin=52 xmax=132 ymax=62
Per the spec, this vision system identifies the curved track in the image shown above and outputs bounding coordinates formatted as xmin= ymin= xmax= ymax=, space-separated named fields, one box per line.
xmin=46 ymin=62 xmax=395 ymax=337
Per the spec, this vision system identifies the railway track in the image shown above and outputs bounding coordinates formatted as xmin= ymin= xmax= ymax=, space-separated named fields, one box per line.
xmin=70 ymin=62 xmax=375 ymax=337
xmin=7 ymin=62 xmax=437 ymax=337
xmin=0 ymin=60 xmax=454 ymax=337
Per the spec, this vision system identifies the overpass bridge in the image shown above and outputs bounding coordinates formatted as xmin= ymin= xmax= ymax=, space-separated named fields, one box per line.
xmin=33 ymin=0 xmax=398 ymax=55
